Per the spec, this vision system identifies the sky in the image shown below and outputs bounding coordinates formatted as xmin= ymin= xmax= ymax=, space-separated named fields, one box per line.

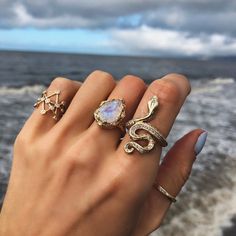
xmin=0 ymin=0 xmax=236 ymax=57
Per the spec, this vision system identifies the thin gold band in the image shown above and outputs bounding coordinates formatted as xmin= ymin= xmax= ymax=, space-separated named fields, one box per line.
xmin=153 ymin=183 xmax=177 ymax=203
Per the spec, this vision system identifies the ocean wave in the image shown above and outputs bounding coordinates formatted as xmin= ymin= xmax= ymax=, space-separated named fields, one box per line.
xmin=192 ymin=85 xmax=223 ymax=94
xmin=0 ymin=85 xmax=45 ymax=95
xmin=152 ymin=159 xmax=236 ymax=236
xmin=192 ymin=77 xmax=235 ymax=94
xmin=209 ymin=77 xmax=235 ymax=85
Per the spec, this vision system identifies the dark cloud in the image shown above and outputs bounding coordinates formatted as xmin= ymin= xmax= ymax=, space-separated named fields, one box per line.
xmin=142 ymin=4 xmax=236 ymax=36
xmin=0 ymin=0 xmax=235 ymax=56
xmin=0 ymin=0 xmax=157 ymax=28
xmin=0 ymin=0 xmax=235 ymax=36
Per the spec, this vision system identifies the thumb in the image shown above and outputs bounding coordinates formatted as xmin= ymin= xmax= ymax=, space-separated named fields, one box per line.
xmin=155 ymin=129 xmax=208 ymax=202
xmin=130 ymin=129 xmax=208 ymax=236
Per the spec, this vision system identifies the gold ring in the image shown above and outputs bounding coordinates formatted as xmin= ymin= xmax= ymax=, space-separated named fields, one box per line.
xmin=34 ymin=90 xmax=65 ymax=121
xmin=124 ymin=96 xmax=167 ymax=154
xmin=153 ymin=183 xmax=177 ymax=203
xmin=94 ymin=98 xmax=126 ymax=131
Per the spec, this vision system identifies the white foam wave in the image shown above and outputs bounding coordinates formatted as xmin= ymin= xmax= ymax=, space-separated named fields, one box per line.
xmin=192 ymin=85 xmax=223 ymax=94
xmin=0 ymin=85 xmax=45 ymax=95
xmin=192 ymin=77 xmax=235 ymax=94
xmin=160 ymin=189 xmax=236 ymax=236
xmin=209 ymin=77 xmax=235 ymax=85
xmin=151 ymin=164 xmax=236 ymax=236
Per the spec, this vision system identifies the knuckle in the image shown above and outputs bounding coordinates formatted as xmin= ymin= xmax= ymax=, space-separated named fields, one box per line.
xmin=59 ymin=149 xmax=91 ymax=175
xmin=103 ymin=171 xmax=124 ymax=195
xmin=14 ymin=131 xmax=32 ymax=149
xmin=64 ymin=134 xmax=102 ymax=171
xmin=91 ymin=69 xmax=109 ymax=76
xmin=50 ymin=77 xmax=73 ymax=89
xmin=165 ymin=73 xmax=191 ymax=94
xmin=150 ymin=79 xmax=182 ymax=104
xmin=113 ymin=162 xmax=148 ymax=199
xmin=89 ymin=70 xmax=115 ymax=84
xmin=14 ymin=134 xmax=39 ymax=165
xmin=165 ymin=73 xmax=187 ymax=81
xmin=122 ymin=75 xmax=146 ymax=88
xmin=123 ymin=74 xmax=142 ymax=83
xmin=87 ymin=70 xmax=116 ymax=89
xmin=63 ymin=155 xmax=83 ymax=172
xmin=14 ymin=133 xmax=25 ymax=149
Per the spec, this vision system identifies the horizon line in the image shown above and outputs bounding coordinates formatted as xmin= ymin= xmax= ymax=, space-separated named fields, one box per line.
xmin=0 ymin=48 xmax=236 ymax=60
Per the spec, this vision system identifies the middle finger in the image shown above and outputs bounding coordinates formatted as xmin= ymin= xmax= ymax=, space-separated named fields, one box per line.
xmin=118 ymin=74 xmax=191 ymax=190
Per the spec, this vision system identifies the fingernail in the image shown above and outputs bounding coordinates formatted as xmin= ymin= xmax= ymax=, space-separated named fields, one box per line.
xmin=194 ymin=131 xmax=208 ymax=155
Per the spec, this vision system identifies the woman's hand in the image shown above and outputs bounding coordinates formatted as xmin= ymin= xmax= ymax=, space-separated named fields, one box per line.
xmin=0 ymin=71 xmax=205 ymax=236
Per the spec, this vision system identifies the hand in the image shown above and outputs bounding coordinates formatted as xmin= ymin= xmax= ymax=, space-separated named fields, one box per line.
xmin=0 ymin=71 xmax=205 ymax=236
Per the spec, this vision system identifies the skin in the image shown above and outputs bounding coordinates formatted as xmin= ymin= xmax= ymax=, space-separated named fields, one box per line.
xmin=0 ymin=71 xmax=204 ymax=236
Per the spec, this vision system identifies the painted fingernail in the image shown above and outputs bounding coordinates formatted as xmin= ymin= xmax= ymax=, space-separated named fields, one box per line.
xmin=194 ymin=131 xmax=208 ymax=155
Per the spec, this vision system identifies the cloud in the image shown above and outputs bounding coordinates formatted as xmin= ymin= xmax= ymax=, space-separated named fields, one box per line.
xmin=143 ymin=5 xmax=236 ymax=37
xmin=0 ymin=0 xmax=236 ymax=56
xmin=107 ymin=26 xmax=236 ymax=57
xmin=0 ymin=1 xmax=148 ymax=28
xmin=0 ymin=0 xmax=235 ymax=35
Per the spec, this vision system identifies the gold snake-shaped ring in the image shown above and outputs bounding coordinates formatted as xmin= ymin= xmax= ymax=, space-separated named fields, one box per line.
xmin=124 ymin=96 xmax=168 ymax=154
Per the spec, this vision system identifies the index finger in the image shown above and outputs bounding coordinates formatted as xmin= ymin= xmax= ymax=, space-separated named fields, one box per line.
xmin=117 ymin=73 xmax=191 ymax=189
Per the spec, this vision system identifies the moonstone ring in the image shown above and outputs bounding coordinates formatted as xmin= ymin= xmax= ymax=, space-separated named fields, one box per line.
xmin=94 ymin=98 xmax=126 ymax=131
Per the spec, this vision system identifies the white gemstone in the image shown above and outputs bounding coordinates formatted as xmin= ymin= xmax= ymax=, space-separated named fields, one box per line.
xmin=98 ymin=100 xmax=123 ymax=123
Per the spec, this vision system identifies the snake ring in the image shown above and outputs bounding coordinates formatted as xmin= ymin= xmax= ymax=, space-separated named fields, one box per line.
xmin=124 ymin=96 xmax=167 ymax=154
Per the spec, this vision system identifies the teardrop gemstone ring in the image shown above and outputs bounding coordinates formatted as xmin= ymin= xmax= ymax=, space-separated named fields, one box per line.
xmin=94 ymin=99 xmax=126 ymax=130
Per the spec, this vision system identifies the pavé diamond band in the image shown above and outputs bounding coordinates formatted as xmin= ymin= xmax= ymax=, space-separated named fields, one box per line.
xmin=124 ymin=96 xmax=167 ymax=154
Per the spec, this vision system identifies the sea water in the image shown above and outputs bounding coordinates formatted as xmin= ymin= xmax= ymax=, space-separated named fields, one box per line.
xmin=0 ymin=51 xmax=235 ymax=236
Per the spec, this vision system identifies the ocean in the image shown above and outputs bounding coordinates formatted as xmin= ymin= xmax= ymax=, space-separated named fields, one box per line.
xmin=0 ymin=50 xmax=235 ymax=236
